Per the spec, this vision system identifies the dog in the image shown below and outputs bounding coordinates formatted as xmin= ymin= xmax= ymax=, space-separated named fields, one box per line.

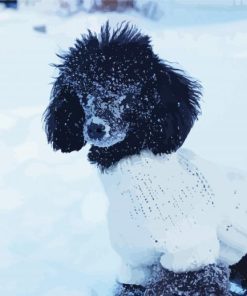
xmin=44 ymin=22 xmax=247 ymax=295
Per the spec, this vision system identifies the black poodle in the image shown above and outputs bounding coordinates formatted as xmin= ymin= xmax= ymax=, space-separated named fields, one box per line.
xmin=44 ymin=22 xmax=247 ymax=295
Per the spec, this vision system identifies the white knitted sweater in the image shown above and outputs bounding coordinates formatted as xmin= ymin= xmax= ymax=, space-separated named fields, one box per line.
xmin=99 ymin=149 xmax=247 ymax=285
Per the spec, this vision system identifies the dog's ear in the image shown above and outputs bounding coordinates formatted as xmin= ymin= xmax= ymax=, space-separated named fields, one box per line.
xmin=150 ymin=62 xmax=202 ymax=154
xmin=43 ymin=75 xmax=86 ymax=152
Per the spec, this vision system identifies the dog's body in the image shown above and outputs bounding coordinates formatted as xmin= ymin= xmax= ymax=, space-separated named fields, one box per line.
xmin=44 ymin=23 xmax=247 ymax=294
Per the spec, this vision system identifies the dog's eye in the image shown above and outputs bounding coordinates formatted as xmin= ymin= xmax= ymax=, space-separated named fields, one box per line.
xmin=102 ymin=97 xmax=113 ymax=104
xmin=120 ymin=93 xmax=133 ymax=105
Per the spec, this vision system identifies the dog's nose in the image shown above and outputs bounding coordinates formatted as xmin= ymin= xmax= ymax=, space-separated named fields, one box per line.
xmin=87 ymin=123 xmax=106 ymax=140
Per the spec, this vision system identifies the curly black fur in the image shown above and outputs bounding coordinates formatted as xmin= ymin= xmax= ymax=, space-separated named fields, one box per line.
xmin=115 ymin=264 xmax=231 ymax=296
xmin=230 ymin=254 xmax=247 ymax=290
xmin=145 ymin=263 xmax=231 ymax=296
xmin=44 ymin=21 xmax=201 ymax=169
xmin=44 ymin=74 xmax=86 ymax=152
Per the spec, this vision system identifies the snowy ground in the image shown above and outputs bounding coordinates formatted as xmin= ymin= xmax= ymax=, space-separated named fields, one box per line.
xmin=0 ymin=4 xmax=247 ymax=296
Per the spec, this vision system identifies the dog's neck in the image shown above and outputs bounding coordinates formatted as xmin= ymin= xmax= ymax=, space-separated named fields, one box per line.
xmin=88 ymin=137 xmax=143 ymax=172
xmin=88 ymin=132 xmax=180 ymax=171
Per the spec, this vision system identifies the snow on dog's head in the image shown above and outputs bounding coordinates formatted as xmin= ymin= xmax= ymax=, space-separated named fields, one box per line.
xmin=44 ymin=22 xmax=202 ymax=169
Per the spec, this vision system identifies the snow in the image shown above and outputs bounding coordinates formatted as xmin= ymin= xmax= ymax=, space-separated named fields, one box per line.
xmin=82 ymin=89 xmax=135 ymax=147
xmin=0 ymin=4 xmax=247 ymax=296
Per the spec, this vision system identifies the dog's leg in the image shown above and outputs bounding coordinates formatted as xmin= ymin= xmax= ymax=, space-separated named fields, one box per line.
xmin=145 ymin=263 xmax=231 ymax=296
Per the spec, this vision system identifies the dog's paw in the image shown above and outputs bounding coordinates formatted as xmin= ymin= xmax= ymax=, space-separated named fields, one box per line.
xmin=145 ymin=263 xmax=230 ymax=296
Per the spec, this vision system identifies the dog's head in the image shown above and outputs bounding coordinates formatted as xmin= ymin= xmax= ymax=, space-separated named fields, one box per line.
xmin=44 ymin=22 xmax=201 ymax=163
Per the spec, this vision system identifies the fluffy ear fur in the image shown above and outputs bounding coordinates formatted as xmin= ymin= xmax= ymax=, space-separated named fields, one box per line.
xmin=43 ymin=75 xmax=86 ymax=152
xmin=230 ymin=254 xmax=247 ymax=289
xmin=147 ymin=62 xmax=201 ymax=154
